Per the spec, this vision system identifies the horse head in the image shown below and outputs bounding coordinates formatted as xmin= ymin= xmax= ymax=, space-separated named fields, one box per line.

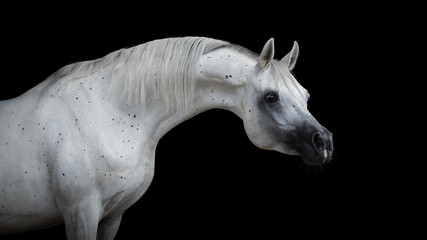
xmin=241 ymin=39 xmax=333 ymax=165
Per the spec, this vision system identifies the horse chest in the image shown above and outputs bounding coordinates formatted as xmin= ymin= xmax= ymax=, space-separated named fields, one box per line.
xmin=99 ymin=160 xmax=154 ymax=218
xmin=94 ymin=144 xmax=156 ymax=215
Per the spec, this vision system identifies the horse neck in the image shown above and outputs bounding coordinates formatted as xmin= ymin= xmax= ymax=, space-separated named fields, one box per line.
xmin=145 ymin=47 xmax=257 ymax=141
xmin=95 ymin=47 xmax=256 ymax=144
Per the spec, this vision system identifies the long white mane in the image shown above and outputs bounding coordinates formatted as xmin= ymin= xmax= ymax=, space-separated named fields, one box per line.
xmin=48 ymin=37 xmax=229 ymax=111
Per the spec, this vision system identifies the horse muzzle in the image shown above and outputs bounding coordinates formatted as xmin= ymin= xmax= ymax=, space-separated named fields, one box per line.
xmin=285 ymin=122 xmax=334 ymax=166
xmin=311 ymin=130 xmax=334 ymax=164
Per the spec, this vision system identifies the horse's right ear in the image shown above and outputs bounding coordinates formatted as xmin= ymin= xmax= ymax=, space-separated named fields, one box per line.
xmin=280 ymin=41 xmax=299 ymax=71
xmin=260 ymin=38 xmax=275 ymax=69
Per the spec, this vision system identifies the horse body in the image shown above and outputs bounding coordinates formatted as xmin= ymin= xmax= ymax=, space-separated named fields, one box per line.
xmin=0 ymin=63 xmax=158 ymax=235
xmin=0 ymin=37 xmax=333 ymax=239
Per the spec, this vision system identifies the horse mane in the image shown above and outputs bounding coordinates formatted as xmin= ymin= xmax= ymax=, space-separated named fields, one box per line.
xmin=47 ymin=37 xmax=309 ymax=112
xmin=48 ymin=37 xmax=230 ymax=112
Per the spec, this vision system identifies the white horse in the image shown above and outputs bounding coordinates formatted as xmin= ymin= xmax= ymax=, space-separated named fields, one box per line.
xmin=0 ymin=37 xmax=333 ymax=239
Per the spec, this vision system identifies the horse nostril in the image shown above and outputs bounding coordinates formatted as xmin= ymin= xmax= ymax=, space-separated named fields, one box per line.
xmin=312 ymin=132 xmax=324 ymax=152
xmin=312 ymin=131 xmax=334 ymax=161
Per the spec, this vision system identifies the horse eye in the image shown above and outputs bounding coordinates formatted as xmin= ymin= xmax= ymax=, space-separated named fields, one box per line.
xmin=264 ymin=91 xmax=279 ymax=104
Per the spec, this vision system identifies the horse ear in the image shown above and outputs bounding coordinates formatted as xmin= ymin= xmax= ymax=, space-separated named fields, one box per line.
xmin=260 ymin=38 xmax=275 ymax=69
xmin=281 ymin=41 xmax=299 ymax=71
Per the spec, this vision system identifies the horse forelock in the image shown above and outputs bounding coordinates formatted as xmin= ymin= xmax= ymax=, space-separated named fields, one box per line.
xmin=260 ymin=60 xmax=309 ymax=106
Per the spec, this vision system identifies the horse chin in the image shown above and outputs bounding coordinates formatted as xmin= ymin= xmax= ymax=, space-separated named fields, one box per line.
xmin=274 ymin=147 xmax=326 ymax=166
xmin=300 ymin=150 xmax=331 ymax=166
xmin=269 ymin=144 xmax=298 ymax=156
xmin=302 ymin=156 xmax=326 ymax=166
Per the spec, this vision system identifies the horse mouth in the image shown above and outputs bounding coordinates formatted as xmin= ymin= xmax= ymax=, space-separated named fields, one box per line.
xmin=301 ymin=155 xmax=329 ymax=166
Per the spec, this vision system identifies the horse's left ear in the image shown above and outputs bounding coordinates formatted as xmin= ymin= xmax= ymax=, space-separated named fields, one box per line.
xmin=260 ymin=38 xmax=275 ymax=69
xmin=281 ymin=41 xmax=299 ymax=71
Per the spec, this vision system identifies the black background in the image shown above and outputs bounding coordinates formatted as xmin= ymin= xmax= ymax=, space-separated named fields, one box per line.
xmin=1 ymin=3 xmax=421 ymax=239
